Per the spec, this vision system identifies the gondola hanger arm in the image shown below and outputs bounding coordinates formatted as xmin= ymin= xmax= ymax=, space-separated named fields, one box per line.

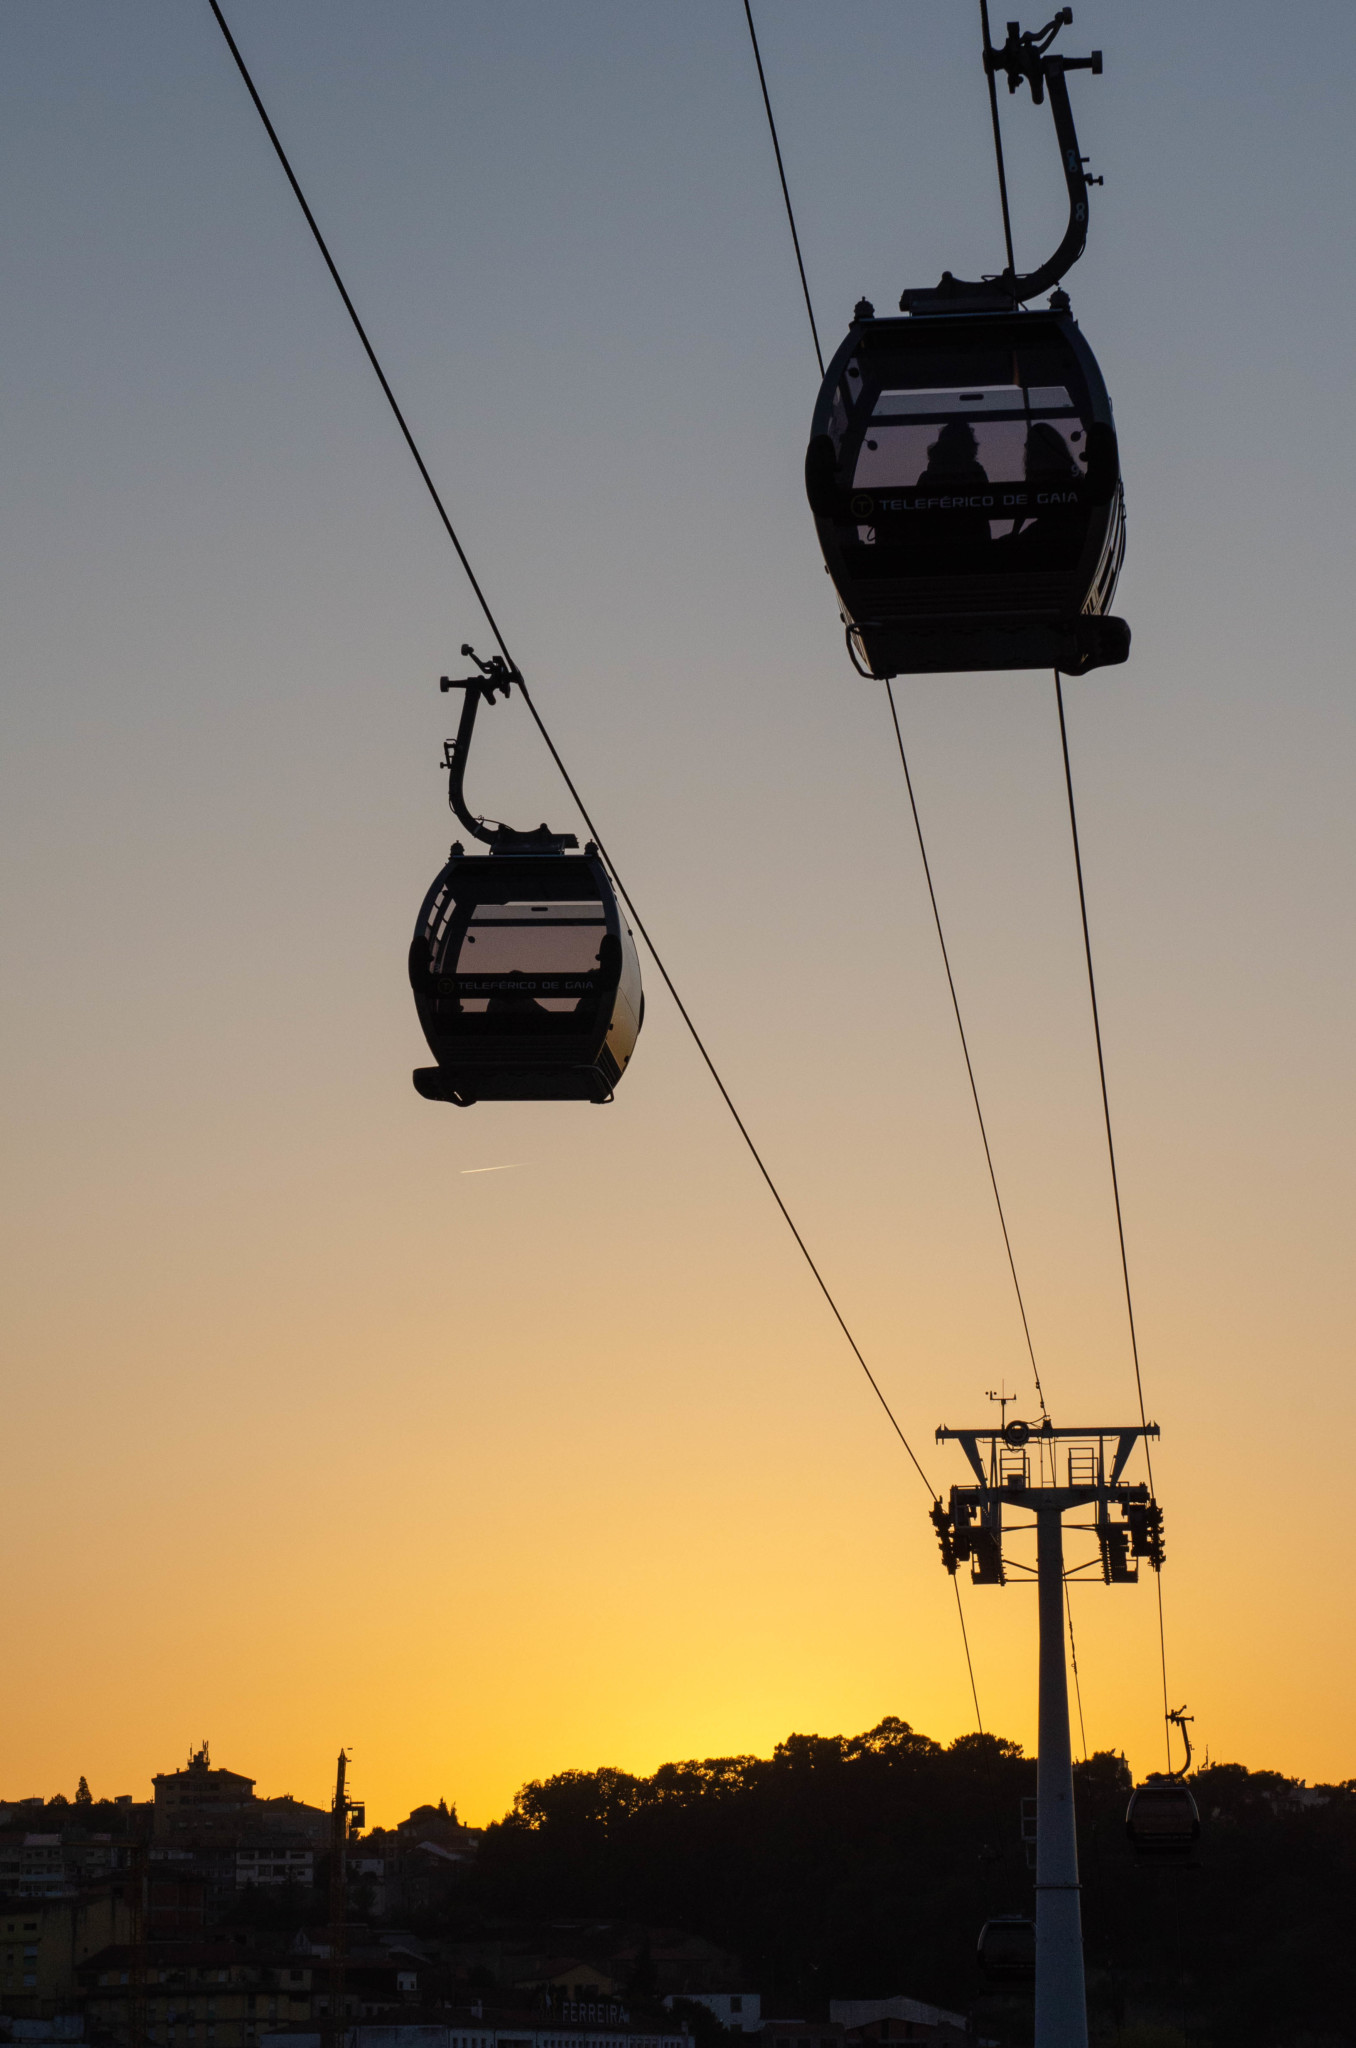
xmin=900 ymin=9 xmax=1104 ymax=313
xmin=1166 ymin=1705 xmax=1194 ymax=1779
xmin=439 ymin=646 xmax=577 ymax=853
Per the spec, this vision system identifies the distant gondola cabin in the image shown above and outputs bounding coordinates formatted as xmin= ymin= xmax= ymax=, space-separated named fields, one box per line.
xmin=1125 ymin=1778 xmax=1201 ymax=1861
xmin=978 ymin=1914 xmax=1036 ymax=1981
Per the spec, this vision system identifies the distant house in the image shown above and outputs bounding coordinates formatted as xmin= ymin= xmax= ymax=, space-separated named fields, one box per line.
xmin=235 ymin=1849 xmax=315 ymax=1891
xmin=829 ymin=1998 xmax=967 ymax=2048
xmin=756 ymin=2022 xmax=844 ymax=2048
xmin=1 ymin=1886 xmax=131 ymax=2018
xmin=258 ymin=2015 xmax=692 ymax=2048
xmin=77 ymin=1937 xmax=321 ymax=2046
xmin=524 ymin=1961 xmax=626 ymax=2003
xmin=152 ymin=1746 xmax=328 ymax=1851
xmin=663 ymin=1994 xmax=761 ymax=2034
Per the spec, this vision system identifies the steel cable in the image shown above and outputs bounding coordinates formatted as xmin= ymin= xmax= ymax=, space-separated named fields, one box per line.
xmin=741 ymin=0 xmax=824 ymax=378
xmin=887 ymin=683 xmax=1049 ymax=1418
xmin=980 ymin=0 xmax=1172 ymax=1762
xmin=978 ymin=0 xmax=1018 ymax=288
xmin=1054 ymin=673 xmax=1173 ymax=1763
xmin=205 ymin=0 xmax=939 ymax=1503
xmin=1065 ymin=1581 xmax=1088 ymax=1762
xmin=739 ymin=0 xmax=1049 ymax=1424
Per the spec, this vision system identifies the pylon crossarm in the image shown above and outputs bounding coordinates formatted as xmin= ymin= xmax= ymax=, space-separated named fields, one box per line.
xmin=947 ymin=1482 xmax=1150 ymax=1515
xmin=936 ymin=1421 xmax=1159 ymax=1445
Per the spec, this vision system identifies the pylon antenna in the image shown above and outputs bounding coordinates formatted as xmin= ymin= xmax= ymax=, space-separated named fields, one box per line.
xmin=985 ymin=1381 xmax=1015 ymax=1431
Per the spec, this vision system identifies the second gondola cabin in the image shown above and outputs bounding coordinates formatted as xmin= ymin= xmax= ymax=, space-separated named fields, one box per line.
xmin=977 ymin=1914 xmax=1036 ymax=1982
xmin=1125 ymin=1777 xmax=1201 ymax=1862
xmin=805 ymin=301 xmax=1128 ymax=679
xmin=409 ymin=849 xmax=642 ymax=1107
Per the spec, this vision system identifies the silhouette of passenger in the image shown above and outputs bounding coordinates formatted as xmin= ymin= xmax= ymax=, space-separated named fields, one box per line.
xmin=1008 ymin=421 xmax=1084 ymax=566
xmin=486 ymin=980 xmax=550 ymax=1024
xmin=1023 ymin=421 xmax=1080 ymax=486
xmin=916 ymin=418 xmax=992 ymax=564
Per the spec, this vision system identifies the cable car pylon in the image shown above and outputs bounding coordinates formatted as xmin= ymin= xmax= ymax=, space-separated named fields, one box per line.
xmin=931 ymin=1415 xmax=1166 ymax=2048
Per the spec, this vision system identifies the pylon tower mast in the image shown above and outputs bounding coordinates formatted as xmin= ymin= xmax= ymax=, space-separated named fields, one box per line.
xmin=930 ymin=1416 xmax=1164 ymax=2048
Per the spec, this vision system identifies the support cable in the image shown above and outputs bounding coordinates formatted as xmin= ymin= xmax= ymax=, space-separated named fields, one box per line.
xmin=205 ymin=0 xmax=940 ymax=1503
xmin=735 ymin=0 xmax=1088 ymax=1725
xmin=741 ymin=0 xmax=825 ymax=378
xmin=978 ymin=0 xmax=1018 ymax=285
xmin=953 ymin=1576 xmax=984 ymax=1734
xmin=737 ymin=1 xmax=1049 ymax=1426
xmin=1065 ymin=1580 xmax=1088 ymax=1762
xmin=1053 ymin=673 xmax=1172 ymax=1762
xmin=515 ymin=682 xmax=937 ymax=1498
xmin=205 ymin=0 xmax=515 ymax=674
xmin=736 ymin=0 xmax=1005 ymax=1717
xmin=737 ymin=3 xmax=1050 ymax=1421
xmin=887 ymin=684 xmax=1049 ymax=1418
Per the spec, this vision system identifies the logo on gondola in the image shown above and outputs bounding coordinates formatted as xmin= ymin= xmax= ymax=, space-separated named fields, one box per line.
xmin=851 ymin=493 xmax=874 ymax=517
xmin=437 ymin=974 xmax=598 ymax=994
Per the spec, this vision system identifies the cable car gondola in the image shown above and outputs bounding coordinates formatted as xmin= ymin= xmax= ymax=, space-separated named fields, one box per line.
xmin=1126 ymin=1708 xmax=1201 ymax=1863
xmin=409 ymin=651 xmax=643 ymax=1107
xmin=805 ymin=11 xmax=1129 ymax=680
xmin=977 ymin=1914 xmax=1036 ymax=1982
xmin=1125 ymin=1778 xmax=1201 ymax=1862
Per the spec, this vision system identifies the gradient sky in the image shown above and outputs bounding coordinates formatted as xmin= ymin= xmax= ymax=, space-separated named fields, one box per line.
xmin=3 ymin=1 xmax=1354 ymax=1827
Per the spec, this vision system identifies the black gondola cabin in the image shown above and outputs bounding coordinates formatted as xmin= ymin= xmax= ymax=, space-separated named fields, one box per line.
xmin=1125 ymin=1778 xmax=1201 ymax=1861
xmin=806 ymin=305 xmax=1128 ymax=678
xmin=409 ymin=850 xmax=642 ymax=1107
xmin=977 ymin=1914 xmax=1036 ymax=1982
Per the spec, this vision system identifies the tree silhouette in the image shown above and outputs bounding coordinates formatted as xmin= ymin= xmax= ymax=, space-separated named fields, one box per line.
xmin=460 ymin=1719 xmax=1356 ymax=2048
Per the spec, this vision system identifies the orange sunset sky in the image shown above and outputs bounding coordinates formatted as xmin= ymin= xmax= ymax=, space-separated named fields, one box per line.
xmin=3 ymin=0 xmax=1355 ymax=1826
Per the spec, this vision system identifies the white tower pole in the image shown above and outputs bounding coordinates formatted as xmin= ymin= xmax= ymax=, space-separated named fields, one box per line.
xmin=1035 ymin=1504 xmax=1088 ymax=2048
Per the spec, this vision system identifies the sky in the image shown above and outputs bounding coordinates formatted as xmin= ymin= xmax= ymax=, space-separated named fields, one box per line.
xmin=2 ymin=0 xmax=1354 ymax=1829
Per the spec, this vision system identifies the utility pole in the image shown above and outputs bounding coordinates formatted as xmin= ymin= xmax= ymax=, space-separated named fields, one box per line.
xmin=125 ymin=1835 xmax=148 ymax=2048
xmin=931 ymin=1417 xmax=1164 ymax=2048
xmin=325 ymin=1752 xmax=364 ymax=2048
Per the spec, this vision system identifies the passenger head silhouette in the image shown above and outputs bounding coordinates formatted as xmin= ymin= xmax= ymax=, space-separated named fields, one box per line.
xmin=926 ymin=419 xmax=983 ymax=473
xmin=1024 ymin=421 xmax=1079 ymax=480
